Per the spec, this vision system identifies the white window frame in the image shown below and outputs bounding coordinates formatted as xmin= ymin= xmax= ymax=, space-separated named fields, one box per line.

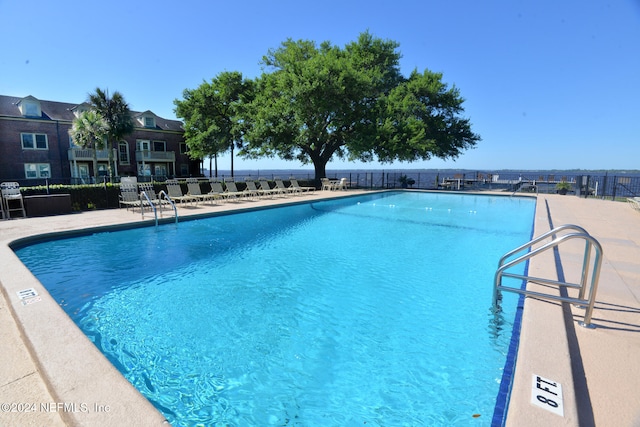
xmin=24 ymin=163 xmax=51 ymax=179
xmin=137 ymin=140 xmax=151 ymax=151
xmin=144 ymin=116 xmax=155 ymax=128
xmin=19 ymin=100 xmax=41 ymax=117
xmin=21 ymin=133 xmax=48 ymax=150
xmin=118 ymin=142 xmax=130 ymax=164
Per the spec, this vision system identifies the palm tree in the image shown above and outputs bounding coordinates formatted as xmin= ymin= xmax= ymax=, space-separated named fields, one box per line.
xmin=68 ymin=110 xmax=108 ymax=182
xmin=87 ymin=88 xmax=134 ymax=179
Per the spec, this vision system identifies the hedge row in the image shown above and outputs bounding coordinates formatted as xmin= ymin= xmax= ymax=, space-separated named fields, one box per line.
xmin=19 ymin=179 xmax=318 ymax=212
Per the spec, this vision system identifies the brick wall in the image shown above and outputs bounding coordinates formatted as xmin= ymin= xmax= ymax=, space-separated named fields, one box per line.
xmin=0 ymin=117 xmax=70 ymax=181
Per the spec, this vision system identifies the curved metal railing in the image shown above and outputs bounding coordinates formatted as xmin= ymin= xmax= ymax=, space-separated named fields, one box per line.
xmin=493 ymin=224 xmax=603 ymax=328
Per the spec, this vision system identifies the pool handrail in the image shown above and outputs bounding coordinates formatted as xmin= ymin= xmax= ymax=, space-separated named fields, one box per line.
xmin=140 ymin=190 xmax=178 ymax=227
xmin=493 ymin=224 xmax=603 ymax=328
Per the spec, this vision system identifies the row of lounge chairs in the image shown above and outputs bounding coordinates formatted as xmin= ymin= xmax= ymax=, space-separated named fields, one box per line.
xmin=119 ymin=178 xmax=317 ymax=212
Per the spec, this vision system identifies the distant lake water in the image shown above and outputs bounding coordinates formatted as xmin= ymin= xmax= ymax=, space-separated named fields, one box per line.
xmin=202 ymin=169 xmax=640 ymax=198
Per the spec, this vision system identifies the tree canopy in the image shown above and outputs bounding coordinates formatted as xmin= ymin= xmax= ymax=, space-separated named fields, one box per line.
xmin=174 ymin=71 xmax=254 ymax=176
xmin=176 ymin=32 xmax=480 ymax=180
xmin=242 ymin=32 xmax=480 ymax=179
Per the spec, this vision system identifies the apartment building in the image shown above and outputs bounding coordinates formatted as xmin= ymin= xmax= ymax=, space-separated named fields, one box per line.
xmin=0 ymin=94 xmax=200 ymax=184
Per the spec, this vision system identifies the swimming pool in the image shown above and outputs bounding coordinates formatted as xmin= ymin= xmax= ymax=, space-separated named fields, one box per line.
xmin=15 ymin=191 xmax=535 ymax=426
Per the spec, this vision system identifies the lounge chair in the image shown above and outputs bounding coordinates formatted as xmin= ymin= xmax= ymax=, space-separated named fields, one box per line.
xmin=335 ymin=178 xmax=348 ymax=191
xmin=1 ymin=182 xmax=26 ymax=219
xmin=138 ymin=182 xmax=170 ymax=212
xmin=244 ymin=179 xmax=267 ymax=198
xmin=289 ymin=178 xmax=315 ymax=192
xmin=185 ymin=178 xmax=220 ymax=204
xmin=628 ymin=197 xmax=640 ymax=212
xmin=208 ymin=179 xmax=233 ymax=202
xmin=224 ymin=180 xmax=248 ymax=201
xmin=259 ymin=179 xmax=283 ymax=197
xmin=119 ymin=183 xmax=141 ymax=211
xmin=274 ymin=178 xmax=298 ymax=195
xmin=165 ymin=179 xmax=199 ymax=206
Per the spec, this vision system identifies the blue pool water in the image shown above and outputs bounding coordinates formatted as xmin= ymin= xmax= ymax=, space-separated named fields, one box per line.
xmin=15 ymin=192 xmax=535 ymax=426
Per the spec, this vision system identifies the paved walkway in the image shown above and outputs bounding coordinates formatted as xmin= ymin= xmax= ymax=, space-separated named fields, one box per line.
xmin=506 ymin=195 xmax=640 ymax=426
xmin=1 ymin=191 xmax=639 ymax=426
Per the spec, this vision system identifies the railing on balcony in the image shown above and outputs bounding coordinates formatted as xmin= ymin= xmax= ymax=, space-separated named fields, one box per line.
xmin=135 ymin=150 xmax=176 ymax=162
xmin=68 ymin=148 xmax=115 ymax=161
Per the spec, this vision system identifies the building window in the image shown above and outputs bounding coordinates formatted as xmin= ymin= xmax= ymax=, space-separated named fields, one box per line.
xmin=24 ymin=163 xmax=51 ymax=179
xmin=139 ymin=163 xmax=152 ymax=176
xmin=25 ymin=102 xmax=40 ymax=117
xmin=18 ymin=98 xmax=42 ymax=117
xmin=180 ymin=164 xmax=189 ymax=176
xmin=119 ymin=142 xmax=130 ymax=164
xmin=153 ymin=140 xmax=166 ymax=152
xmin=21 ymin=133 xmax=48 ymax=150
xmin=137 ymin=140 xmax=150 ymax=151
xmin=180 ymin=143 xmax=188 ymax=154
xmin=144 ymin=116 xmax=155 ymax=128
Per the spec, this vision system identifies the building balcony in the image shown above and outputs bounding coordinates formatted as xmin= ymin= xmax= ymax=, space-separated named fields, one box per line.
xmin=135 ymin=150 xmax=176 ymax=162
xmin=68 ymin=148 xmax=115 ymax=161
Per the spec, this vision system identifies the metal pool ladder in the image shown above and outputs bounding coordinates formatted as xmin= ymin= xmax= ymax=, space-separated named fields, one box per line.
xmin=493 ymin=224 xmax=603 ymax=328
xmin=140 ymin=190 xmax=178 ymax=227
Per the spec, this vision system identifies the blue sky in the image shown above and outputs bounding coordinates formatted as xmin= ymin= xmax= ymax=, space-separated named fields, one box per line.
xmin=1 ymin=0 xmax=638 ymax=171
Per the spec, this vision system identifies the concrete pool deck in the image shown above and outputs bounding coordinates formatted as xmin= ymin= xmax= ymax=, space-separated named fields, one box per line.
xmin=0 ymin=190 xmax=639 ymax=426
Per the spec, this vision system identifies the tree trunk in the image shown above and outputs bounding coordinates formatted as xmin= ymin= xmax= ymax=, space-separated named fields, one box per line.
xmin=92 ymin=141 xmax=98 ymax=182
xmin=107 ymin=139 xmax=115 ymax=180
xmin=313 ymin=159 xmax=327 ymax=181
xmin=230 ymin=146 xmax=234 ymax=178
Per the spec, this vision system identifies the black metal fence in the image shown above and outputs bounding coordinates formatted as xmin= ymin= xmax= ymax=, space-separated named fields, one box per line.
xmin=322 ymin=171 xmax=640 ymax=200
xmin=7 ymin=171 xmax=640 ymax=213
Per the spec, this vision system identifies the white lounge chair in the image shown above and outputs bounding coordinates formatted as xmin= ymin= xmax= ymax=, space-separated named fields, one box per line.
xmin=208 ymin=180 xmax=232 ymax=202
xmin=138 ymin=182 xmax=170 ymax=212
xmin=224 ymin=180 xmax=247 ymax=201
xmin=335 ymin=178 xmax=348 ymax=191
xmin=259 ymin=180 xmax=281 ymax=198
xmin=165 ymin=179 xmax=199 ymax=206
xmin=1 ymin=182 xmax=26 ymax=219
xmin=274 ymin=178 xmax=298 ymax=196
xmin=186 ymin=178 xmax=220 ymax=204
xmin=289 ymin=178 xmax=315 ymax=192
xmin=244 ymin=178 xmax=269 ymax=201
xmin=119 ymin=182 xmax=141 ymax=211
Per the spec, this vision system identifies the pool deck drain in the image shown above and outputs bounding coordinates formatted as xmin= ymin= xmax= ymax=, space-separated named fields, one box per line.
xmin=1 ymin=190 xmax=639 ymax=426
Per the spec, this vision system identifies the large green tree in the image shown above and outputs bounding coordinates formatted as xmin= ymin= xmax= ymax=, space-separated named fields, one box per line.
xmin=243 ymin=31 xmax=480 ymax=179
xmin=174 ymin=71 xmax=254 ymax=177
xmin=87 ymin=88 xmax=134 ymax=179
xmin=68 ymin=110 xmax=108 ymax=182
